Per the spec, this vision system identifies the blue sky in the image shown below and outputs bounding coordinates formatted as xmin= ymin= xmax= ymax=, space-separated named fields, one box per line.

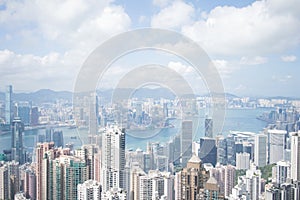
xmin=0 ymin=0 xmax=299 ymax=97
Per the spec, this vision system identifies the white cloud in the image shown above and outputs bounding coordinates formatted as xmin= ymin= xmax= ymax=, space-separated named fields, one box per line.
xmin=182 ymin=0 xmax=300 ymax=56
xmin=151 ymin=1 xmax=194 ymax=29
xmin=272 ymin=74 xmax=292 ymax=83
xmin=240 ymin=56 xmax=268 ymax=65
xmin=0 ymin=0 xmax=131 ymax=51
xmin=0 ymin=0 xmax=132 ymax=91
xmin=153 ymin=0 xmax=171 ymax=7
xmin=281 ymin=55 xmax=297 ymax=62
xmin=0 ymin=49 xmax=80 ymax=91
xmin=212 ymin=59 xmax=236 ymax=78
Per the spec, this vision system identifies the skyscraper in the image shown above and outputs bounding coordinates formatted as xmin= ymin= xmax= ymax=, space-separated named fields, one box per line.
xmin=5 ymin=85 xmax=12 ymax=126
xmin=199 ymin=137 xmax=217 ymax=166
xmin=17 ymin=102 xmax=31 ymax=126
xmin=175 ymin=154 xmax=209 ymax=200
xmin=0 ymin=164 xmax=9 ymax=200
xmin=181 ymin=120 xmax=193 ymax=167
xmin=254 ymin=134 xmax=267 ymax=167
xmin=205 ymin=118 xmax=213 ymax=138
xmin=101 ymin=124 xmax=126 ymax=192
xmin=52 ymin=130 xmax=64 ymax=147
xmin=11 ymin=117 xmax=25 ymax=164
xmin=35 ymin=142 xmax=55 ymax=200
xmin=291 ymin=132 xmax=300 ymax=181
xmin=268 ymin=129 xmax=286 ymax=164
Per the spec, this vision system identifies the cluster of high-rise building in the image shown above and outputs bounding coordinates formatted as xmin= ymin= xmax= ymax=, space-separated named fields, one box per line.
xmin=1 ymin=85 xmax=300 ymax=199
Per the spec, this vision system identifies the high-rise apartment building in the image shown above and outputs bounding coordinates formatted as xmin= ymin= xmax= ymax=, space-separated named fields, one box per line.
xmin=254 ymin=134 xmax=267 ymax=167
xmin=35 ymin=142 xmax=55 ymax=200
xmin=77 ymin=180 xmax=101 ymax=200
xmin=181 ymin=120 xmax=193 ymax=167
xmin=101 ymin=125 xmax=126 ymax=192
xmin=133 ymin=170 xmax=174 ymax=200
xmin=0 ymin=164 xmax=9 ymax=200
xmin=291 ymin=132 xmax=300 ymax=181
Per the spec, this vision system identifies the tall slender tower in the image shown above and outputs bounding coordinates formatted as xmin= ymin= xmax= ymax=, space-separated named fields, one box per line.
xmin=205 ymin=118 xmax=213 ymax=138
xmin=5 ymin=85 xmax=12 ymax=126
xmin=181 ymin=120 xmax=193 ymax=167
xmin=11 ymin=117 xmax=25 ymax=164
xmin=291 ymin=132 xmax=300 ymax=181
xmin=254 ymin=134 xmax=267 ymax=167
xmin=101 ymin=125 xmax=125 ymax=192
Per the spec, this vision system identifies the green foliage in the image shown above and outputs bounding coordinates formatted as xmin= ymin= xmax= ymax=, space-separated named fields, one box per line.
xmin=259 ymin=164 xmax=275 ymax=182
xmin=235 ymin=169 xmax=246 ymax=185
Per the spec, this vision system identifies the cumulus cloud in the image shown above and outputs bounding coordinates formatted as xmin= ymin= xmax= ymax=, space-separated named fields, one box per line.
xmin=181 ymin=0 xmax=300 ymax=56
xmin=281 ymin=55 xmax=297 ymax=62
xmin=239 ymin=56 xmax=268 ymax=65
xmin=0 ymin=0 xmax=131 ymax=51
xmin=0 ymin=49 xmax=78 ymax=91
xmin=0 ymin=0 xmax=131 ymax=91
xmin=152 ymin=0 xmax=171 ymax=7
xmin=151 ymin=1 xmax=194 ymax=29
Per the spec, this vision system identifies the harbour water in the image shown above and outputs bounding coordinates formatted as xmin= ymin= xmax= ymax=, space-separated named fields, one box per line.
xmin=0 ymin=108 xmax=271 ymax=152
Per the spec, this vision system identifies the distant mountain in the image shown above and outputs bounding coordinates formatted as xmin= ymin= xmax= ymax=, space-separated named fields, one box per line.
xmin=0 ymin=88 xmax=241 ymax=105
xmin=0 ymin=89 xmax=72 ymax=105
xmin=98 ymin=88 xmax=176 ymax=101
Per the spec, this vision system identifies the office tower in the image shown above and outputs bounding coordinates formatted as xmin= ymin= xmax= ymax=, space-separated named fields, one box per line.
xmin=17 ymin=102 xmax=31 ymax=126
xmin=101 ymin=125 xmax=126 ymax=192
xmin=267 ymin=129 xmax=286 ymax=164
xmin=291 ymin=132 xmax=300 ymax=181
xmin=236 ymin=152 xmax=250 ymax=170
xmin=11 ymin=117 xmax=25 ymax=164
xmin=0 ymin=164 xmax=9 ymax=200
xmin=5 ymin=85 xmax=12 ymax=126
xmin=89 ymin=92 xmax=98 ymax=136
xmin=175 ymin=154 xmax=209 ymax=200
xmin=199 ymin=137 xmax=217 ymax=166
xmin=217 ymin=137 xmax=227 ymax=165
xmin=77 ymin=180 xmax=101 ymax=200
xmin=181 ymin=120 xmax=193 ymax=167
xmin=254 ymin=134 xmax=267 ymax=167
xmin=243 ymin=142 xmax=253 ymax=161
xmin=52 ymin=130 xmax=64 ymax=147
xmin=45 ymin=127 xmax=53 ymax=142
xmin=205 ymin=118 xmax=213 ymax=138
xmin=168 ymin=134 xmax=181 ymax=165
xmin=30 ymin=106 xmax=39 ymax=126
xmin=226 ymin=135 xmax=236 ymax=166
xmin=273 ymin=161 xmax=290 ymax=185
